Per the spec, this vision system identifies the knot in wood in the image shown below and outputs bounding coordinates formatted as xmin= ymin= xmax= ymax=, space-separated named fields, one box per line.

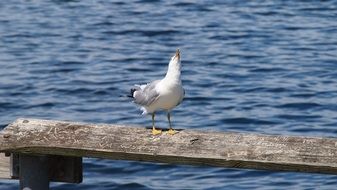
xmin=3 ymin=134 xmax=10 ymax=138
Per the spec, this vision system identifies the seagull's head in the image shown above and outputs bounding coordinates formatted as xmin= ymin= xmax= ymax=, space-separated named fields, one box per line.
xmin=166 ymin=49 xmax=182 ymax=78
xmin=175 ymin=49 xmax=180 ymax=60
xmin=170 ymin=49 xmax=181 ymax=63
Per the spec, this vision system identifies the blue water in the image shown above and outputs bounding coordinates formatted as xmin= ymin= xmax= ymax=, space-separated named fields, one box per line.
xmin=1 ymin=0 xmax=337 ymax=189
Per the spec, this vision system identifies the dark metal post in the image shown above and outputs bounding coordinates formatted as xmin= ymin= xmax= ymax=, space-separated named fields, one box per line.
xmin=19 ymin=155 xmax=49 ymax=190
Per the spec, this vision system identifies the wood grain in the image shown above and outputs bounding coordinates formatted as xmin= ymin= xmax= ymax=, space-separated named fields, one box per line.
xmin=1 ymin=118 xmax=337 ymax=174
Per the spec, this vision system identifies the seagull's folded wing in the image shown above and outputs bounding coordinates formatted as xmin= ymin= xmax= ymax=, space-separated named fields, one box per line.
xmin=133 ymin=80 xmax=160 ymax=106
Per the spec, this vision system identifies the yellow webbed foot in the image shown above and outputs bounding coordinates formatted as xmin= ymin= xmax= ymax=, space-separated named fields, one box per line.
xmin=167 ymin=129 xmax=176 ymax=135
xmin=152 ymin=128 xmax=162 ymax=135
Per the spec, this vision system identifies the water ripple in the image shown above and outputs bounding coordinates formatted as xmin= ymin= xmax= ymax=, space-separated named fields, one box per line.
xmin=1 ymin=0 xmax=337 ymax=189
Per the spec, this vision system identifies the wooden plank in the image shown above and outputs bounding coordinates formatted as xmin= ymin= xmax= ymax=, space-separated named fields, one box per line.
xmin=8 ymin=154 xmax=83 ymax=183
xmin=1 ymin=118 xmax=337 ymax=175
xmin=0 ymin=153 xmax=82 ymax=183
xmin=20 ymin=154 xmax=49 ymax=190
xmin=47 ymin=155 xmax=82 ymax=183
xmin=0 ymin=153 xmax=11 ymax=179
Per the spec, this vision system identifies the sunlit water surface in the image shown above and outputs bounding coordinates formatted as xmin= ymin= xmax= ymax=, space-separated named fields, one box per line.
xmin=1 ymin=1 xmax=337 ymax=189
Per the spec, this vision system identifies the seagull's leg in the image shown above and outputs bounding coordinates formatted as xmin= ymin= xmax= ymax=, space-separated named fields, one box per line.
xmin=167 ymin=112 xmax=176 ymax=135
xmin=152 ymin=112 xmax=161 ymax=135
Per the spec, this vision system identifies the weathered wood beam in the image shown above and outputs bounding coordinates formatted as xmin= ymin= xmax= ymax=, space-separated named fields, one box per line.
xmin=20 ymin=154 xmax=49 ymax=190
xmin=1 ymin=118 xmax=337 ymax=175
xmin=0 ymin=154 xmax=11 ymax=179
xmin=0 ymin=152 xmax=82 ymax=183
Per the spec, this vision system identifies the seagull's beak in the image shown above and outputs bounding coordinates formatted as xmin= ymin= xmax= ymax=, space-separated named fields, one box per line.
xmin=175 ymin=49 xmax=180 ymax=60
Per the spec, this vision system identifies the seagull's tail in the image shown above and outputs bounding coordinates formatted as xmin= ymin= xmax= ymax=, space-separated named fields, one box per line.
xmin=127 ymin=88 xmax=136 ymax=98
xmin=119 ymin=88 xmax=137 ymax=98
xmin=127 ymin=87 xmax=142 ymax=98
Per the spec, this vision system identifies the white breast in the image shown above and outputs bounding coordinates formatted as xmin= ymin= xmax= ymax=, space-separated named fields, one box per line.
xmin=145 ymin=79 xmax=184 ymax=113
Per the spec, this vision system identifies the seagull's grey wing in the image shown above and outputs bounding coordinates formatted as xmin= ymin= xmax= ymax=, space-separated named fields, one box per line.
xmin=132 ymin=80 xmax=160 ymax=106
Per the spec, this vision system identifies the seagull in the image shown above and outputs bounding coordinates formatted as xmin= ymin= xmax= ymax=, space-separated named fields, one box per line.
xmin=129 ymin=49 xmax=184 ymax=135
